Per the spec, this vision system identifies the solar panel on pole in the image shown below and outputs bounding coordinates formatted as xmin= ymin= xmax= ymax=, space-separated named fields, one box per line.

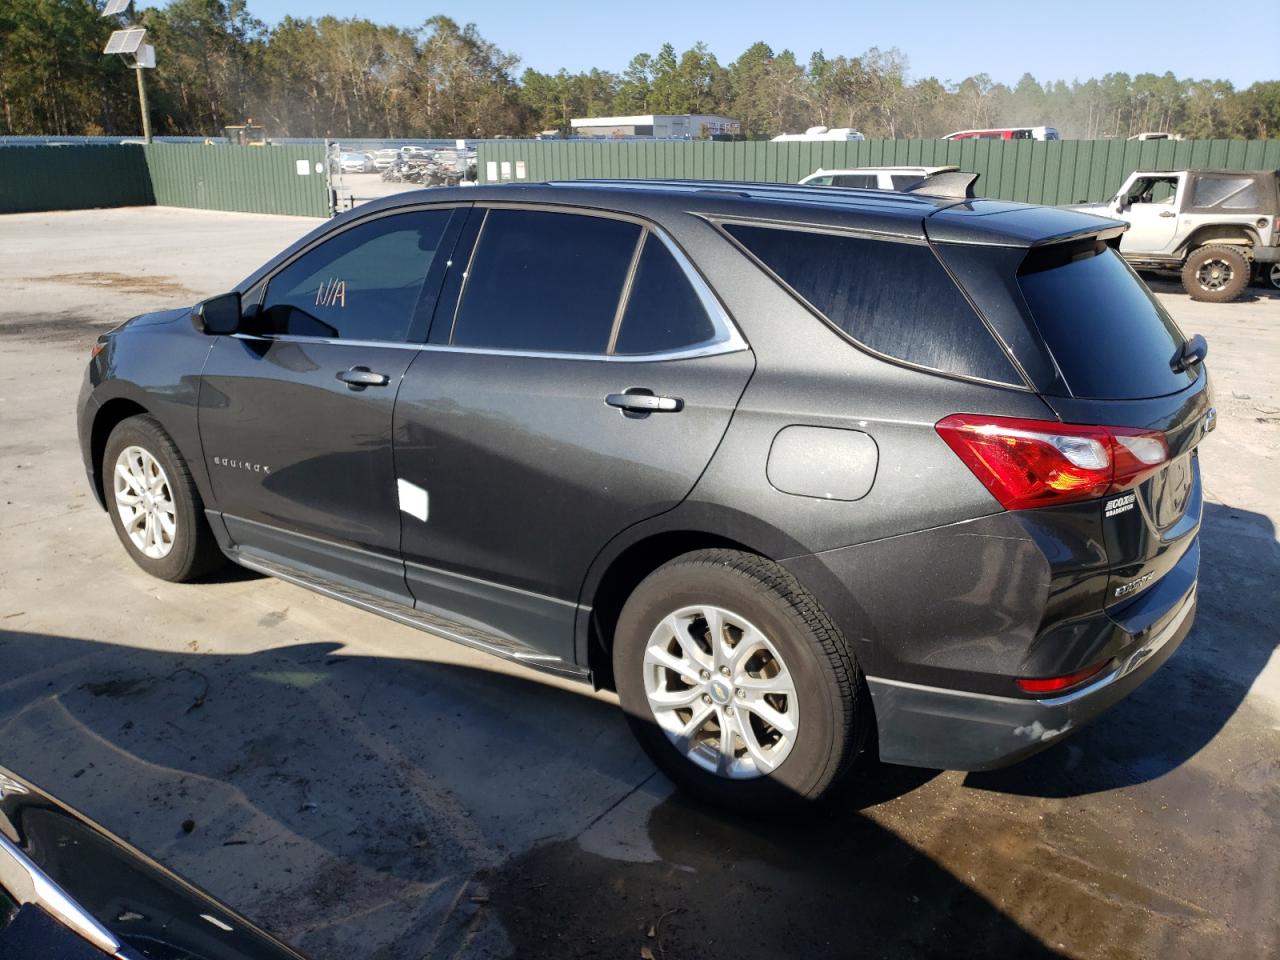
xmin=103 ymin=28 xmax=146 ymax=55
xmin=101 ymin=0 xmax=131 ymax=16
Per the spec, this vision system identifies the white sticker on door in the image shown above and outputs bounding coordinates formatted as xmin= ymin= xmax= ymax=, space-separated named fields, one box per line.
xmin=397 ymin=479 xmax=429 ymax=522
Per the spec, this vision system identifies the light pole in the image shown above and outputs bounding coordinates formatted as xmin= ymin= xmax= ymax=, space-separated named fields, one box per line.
xmin=102 ymin=1 xmax=156 ymax=143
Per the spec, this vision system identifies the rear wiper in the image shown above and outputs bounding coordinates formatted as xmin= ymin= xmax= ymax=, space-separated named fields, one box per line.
xmin=1172 ymin=333 xmax=1208 ymax=373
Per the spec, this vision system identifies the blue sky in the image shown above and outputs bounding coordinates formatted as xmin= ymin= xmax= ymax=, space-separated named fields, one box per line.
xmin=245 ymin=0 xmax=1271 ymax=88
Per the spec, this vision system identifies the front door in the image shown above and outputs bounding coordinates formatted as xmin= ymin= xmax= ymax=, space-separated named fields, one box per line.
xmin=199 ymin=206 xmax=463 ymax=602
xmin=1118 ymin=174 xmax=1184 ymax=254
xmin=393 ymin=207 xmax=754 ymax=661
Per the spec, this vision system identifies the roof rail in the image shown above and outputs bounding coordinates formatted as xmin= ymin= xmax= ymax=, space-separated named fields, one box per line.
xmin=904 ymin=171 xmax=979 ymax=200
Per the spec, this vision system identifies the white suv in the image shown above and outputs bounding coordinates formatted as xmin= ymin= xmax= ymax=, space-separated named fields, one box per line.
xmin=799 ymin=166 xmax=959 ymax=191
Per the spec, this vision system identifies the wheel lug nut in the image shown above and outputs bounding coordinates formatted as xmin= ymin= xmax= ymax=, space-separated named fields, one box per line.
xmin=736 ymin=688 xmax=745 ymax=698
xmin=702 ymin=694 xmax=712 ymax=704
xmin=725 ymin=706 xmax=734 ymax=716
xmin=699 ymin=669 xmax=710 ymax=680
xmin=719 ymin=666 xmax=730 ymax=676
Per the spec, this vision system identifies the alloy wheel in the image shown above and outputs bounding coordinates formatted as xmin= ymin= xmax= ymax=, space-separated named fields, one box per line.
xmin=1269 ymin=262 xmax=1280 ymax=291
xmin=643 ymin=604 xmax=799 ymax=779
xmin=113 ymin=445 xmax=177 ymax=559
xmin=1195 ymin=258 xmax=1234 ymax=292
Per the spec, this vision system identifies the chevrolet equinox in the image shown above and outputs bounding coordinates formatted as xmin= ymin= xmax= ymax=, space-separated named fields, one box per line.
xmin=77 ymin=179 xmax=1213 ymax=808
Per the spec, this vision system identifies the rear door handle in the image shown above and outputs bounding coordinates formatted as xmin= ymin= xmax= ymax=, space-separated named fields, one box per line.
xmin=336 ymin=366 xmax=390 ymax=389
xmin=606 ymin=392 xmax=683 ymax=413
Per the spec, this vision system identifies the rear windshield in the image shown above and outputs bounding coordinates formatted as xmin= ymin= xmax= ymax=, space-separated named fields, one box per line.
xmin=1017 ymin=243 xmax=1198 ymax=399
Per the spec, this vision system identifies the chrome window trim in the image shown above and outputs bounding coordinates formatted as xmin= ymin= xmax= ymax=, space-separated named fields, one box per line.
xmin=0 ymin=832 xmax=125 ymax=958
xmin=229 ymin=331 xmax=745 ymax=363
xmin=231 ymin=204 xmax=749 ymax=363
xmin=447 ymin=202 xmax=747 ymax=359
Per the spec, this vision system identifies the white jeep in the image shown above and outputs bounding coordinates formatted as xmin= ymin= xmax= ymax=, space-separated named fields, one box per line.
xmin=1073 ymin=169 xmax=1280 ymax=301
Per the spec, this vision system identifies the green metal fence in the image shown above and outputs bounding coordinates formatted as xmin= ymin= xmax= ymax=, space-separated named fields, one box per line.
xmin=0 ymin=145 xmax=152 ymax=213
xmin=476 ymin=138 xmax=1280 ymax=205
xmin=143 ymin=143 xmax=329 ymax=217
xmin=0 ymin=143 xmax=329 ymax=216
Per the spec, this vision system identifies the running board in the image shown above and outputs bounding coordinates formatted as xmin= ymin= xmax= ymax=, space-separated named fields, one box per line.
xmin=231 ymin=550 xmax=591 ymax=683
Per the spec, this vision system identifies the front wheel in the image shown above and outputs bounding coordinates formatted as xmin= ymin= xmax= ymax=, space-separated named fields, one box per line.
xmin=612 ymin=549 xmax=868 ymax=810
xmin=1182 ymin=245 xmax=1251 ymax=302
xmin=103 ymin=415 xmax=225 ymax=582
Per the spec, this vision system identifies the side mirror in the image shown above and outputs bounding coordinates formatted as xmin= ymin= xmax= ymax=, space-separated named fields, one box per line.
xmin=191 ymin=292 xmax=241 ymax=335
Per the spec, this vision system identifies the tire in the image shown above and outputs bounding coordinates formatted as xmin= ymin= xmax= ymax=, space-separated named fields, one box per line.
xmin=102 ymin=415 xmax=225 ymax=582
xmin=1181 ymin=245 xmax=1251 ymax=302
xmin=612 ymin=549 xmax=867 ymax=811
xmin=1260 ymin=261 xmax=1280 ymax=291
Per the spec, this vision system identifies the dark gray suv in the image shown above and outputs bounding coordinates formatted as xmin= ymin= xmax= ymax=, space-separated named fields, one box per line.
xmin=77 ymin=180 xmax=1212 ymax=808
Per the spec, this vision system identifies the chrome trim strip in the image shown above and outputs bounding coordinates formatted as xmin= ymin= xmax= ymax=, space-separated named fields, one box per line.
xmin=230 ymin=333 xmax=747 ymax=363
xmin=230 ymin=205 xmax=749 ymax=364
xmin=229 ymin=332 xmax=424 ymax=352
xmin=0 ymin=832 xmax=125 ymax=958
xmin=606 ymin=229 xmax=648 ymax=354
xmin=866 ymin=588 xmax=1194 ymax=708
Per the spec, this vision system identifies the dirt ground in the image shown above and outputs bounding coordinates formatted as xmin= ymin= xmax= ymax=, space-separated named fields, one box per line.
xmin=1 ymin=206 xmax=1277 ymax=960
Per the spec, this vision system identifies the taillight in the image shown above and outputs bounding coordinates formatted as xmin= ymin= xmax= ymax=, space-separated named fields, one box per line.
xmin=935 ymin=414 xmax=1169 ymax=510
xmin=1016 ymin=659 xmax=1113 ymax=694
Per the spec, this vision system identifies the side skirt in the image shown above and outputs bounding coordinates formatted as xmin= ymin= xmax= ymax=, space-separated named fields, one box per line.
xmin=229 ymin=548 xmax=592 ymax=684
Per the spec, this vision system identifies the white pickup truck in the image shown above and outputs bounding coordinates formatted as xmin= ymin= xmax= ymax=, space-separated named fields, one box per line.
xmin=1072 ymin=168 xmax=1280 ymax=301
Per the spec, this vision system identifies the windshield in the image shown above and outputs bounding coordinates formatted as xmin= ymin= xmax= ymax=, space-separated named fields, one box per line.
xmin=1017 ymin=243 xmax=1199 ymax=400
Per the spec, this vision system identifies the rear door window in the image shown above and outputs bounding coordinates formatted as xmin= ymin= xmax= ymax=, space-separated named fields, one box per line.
xmin=1016 ymin=243 xmax=1196 ymax=399
xmin=450 ymin=209 xmax=640 ymax=354
xmin=613 ymin=234 xmax=717 ymax=355
xmin=724 ymin=223 xmax=1021 ymax=384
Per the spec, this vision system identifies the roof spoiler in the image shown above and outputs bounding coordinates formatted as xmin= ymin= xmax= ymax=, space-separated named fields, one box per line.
xmin=905 ymin=171 xmax=979 ymax=200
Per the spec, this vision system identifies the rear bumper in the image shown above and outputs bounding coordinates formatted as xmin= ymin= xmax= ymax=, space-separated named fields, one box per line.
xmin=868 ymin=585 xmax=1196 ymax=770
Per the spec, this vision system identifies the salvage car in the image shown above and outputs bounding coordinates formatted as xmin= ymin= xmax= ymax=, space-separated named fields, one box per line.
xmin=77 ymin=178 xmax=1212 ymax=809
xmin=799 ymin=165 xmax=960 ymax=191
xmin=337 ymin=152 xmax=374 ymax=174
xmin=0 ymin=766 xmax=304 ymax=958
xmin=1072 ymin=168 xmax=1280 ymax=298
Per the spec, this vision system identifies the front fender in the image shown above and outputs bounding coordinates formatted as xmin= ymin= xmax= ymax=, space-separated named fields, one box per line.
xmin=80 ymin=325 xmax=217 ymax=513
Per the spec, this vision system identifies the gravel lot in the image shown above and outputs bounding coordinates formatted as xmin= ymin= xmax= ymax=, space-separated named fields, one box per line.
xmin=1 ymin=206 xmax=1277 ymax=960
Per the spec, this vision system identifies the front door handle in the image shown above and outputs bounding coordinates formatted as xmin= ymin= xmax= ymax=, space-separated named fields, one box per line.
xmin=606 ymin=392 xmax=683 ymax=413
xmin=1158 ymin=210 xmax=1176 ymax=218
xmin=337 ymin=366 xmax=390 ymax=390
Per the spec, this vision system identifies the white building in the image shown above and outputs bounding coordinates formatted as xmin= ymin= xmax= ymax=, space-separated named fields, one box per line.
xmin=569 ymin=114 xmax=742 ymax=139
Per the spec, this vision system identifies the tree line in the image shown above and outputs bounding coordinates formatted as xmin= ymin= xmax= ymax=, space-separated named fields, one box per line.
xmin=3 ymin=0 xmax=1279 ymax=141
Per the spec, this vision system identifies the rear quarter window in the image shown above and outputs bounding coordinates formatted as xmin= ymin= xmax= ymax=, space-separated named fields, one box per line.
xmin=723 ymin=223 xmax=1021 ymax=385
xmin=1016 ymin=242 xmax=1197 ymax=400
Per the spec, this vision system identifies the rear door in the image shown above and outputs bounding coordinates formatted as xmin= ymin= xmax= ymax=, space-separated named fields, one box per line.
xmin=1014 ymin=241 xmax=1212 ymax=624
xmin=393 ymin=206 xmax=753 ymax=661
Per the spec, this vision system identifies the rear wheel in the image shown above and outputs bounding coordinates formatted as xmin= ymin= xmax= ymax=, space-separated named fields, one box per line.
xmin=1181 ymin=245 xmax=1250 ymax=302
xmin=612 ymin=549 xmax=867 ymax=810
xmin=103 ymin=415 xmax=225 ymax=582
